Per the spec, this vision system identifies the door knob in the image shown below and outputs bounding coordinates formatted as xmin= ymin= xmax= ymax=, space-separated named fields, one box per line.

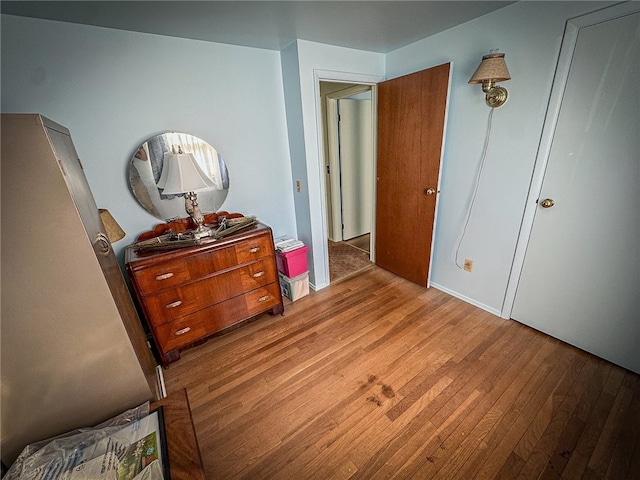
xmin=425 ymin=188 xmax=436 ymax=195
xmin=540 ymin=198 xmax=555 ymax=208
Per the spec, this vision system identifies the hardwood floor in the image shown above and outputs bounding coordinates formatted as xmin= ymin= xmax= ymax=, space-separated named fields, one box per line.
xmin=163 ymin=267 xmax=640 ymax=479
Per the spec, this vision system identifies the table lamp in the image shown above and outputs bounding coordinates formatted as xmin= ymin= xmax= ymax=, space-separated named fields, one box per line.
xmin=157 ymin=149 xmax=216 ymax=239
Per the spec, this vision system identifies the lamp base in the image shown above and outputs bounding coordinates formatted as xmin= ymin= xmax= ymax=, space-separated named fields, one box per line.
xmin=184 ymin=191 xmax=213 ymax=239
xmin=485 ymin=86 xmax=508 ymax=108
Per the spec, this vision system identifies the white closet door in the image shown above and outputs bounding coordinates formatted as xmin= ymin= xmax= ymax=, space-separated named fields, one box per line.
xmin=512 ymin=9 xmax=640 ymax=373
xmin=338 ymin=98 xmax=373 ymax=240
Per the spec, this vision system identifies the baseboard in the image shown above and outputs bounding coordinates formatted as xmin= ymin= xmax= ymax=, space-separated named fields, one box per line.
xmin=430 ymin=282 xmax=502 ymax=317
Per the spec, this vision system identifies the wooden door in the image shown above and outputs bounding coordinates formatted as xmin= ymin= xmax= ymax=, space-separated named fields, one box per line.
xmin=375 ymin=63 xmax=450 ymax=286
xmin=511 ymin=8 xmax=640 ymax=374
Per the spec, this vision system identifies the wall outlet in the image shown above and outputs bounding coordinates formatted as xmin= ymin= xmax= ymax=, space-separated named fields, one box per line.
xmin=464 ymin=259 xmax=473 ymax=272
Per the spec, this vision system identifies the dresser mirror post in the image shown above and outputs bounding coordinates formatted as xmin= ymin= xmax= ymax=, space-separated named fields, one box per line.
xmin=129 ymin=132 xmax=229 ymax=221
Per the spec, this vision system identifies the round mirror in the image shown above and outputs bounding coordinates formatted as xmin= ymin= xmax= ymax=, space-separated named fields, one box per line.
xmin=129 ymin=132 xmax=229 ymax=220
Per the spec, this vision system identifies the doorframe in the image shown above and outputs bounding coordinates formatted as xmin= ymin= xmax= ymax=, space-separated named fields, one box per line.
xmin=312 ymin=70 xmax=384 ymax=287
xmin=501 ymin=1 xmax=640 ymax=319
xmin=325 ymin=84 xmax=373 ymax=243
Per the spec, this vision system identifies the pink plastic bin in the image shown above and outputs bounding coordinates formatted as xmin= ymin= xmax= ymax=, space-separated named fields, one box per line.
xmin=276 ymin=246 xmax=308 ymax=278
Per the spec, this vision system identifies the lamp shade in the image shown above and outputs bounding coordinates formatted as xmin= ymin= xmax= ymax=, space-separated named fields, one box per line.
xmin=157 ymin=152 xmax=216 ymax=194
xmin=469 ymin=53 xmax=511 ymax=84
xmin=98 ymin=209 xmax=126 ymax=243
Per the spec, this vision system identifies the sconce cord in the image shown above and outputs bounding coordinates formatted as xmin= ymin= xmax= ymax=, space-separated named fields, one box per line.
xmin=454 ymin=107 xmax=495 ymax=269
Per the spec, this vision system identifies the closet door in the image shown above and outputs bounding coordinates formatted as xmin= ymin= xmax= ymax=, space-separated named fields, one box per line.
xmin=511 ymin=7 xmax=640 ymax=373
xmin=338 ymin=97 xmax=373 ymax=241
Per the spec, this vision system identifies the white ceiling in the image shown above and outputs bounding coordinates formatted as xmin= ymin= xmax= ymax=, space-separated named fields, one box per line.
xmin=1 ymin=1 xmax=515 ymax=53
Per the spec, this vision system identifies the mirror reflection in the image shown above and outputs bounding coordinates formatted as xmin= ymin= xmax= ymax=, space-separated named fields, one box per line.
xmin=129 ymin=132 xmax=229 ymax=220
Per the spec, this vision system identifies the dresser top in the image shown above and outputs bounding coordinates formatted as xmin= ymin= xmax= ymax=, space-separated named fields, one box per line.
xmin=125 ymin=222 xmax=273 ymax=267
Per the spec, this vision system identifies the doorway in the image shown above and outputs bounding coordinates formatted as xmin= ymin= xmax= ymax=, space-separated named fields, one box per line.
xmin=320 ymin=81 xmax=375 ymax=282
xmin=318 ymin=64 xmax=450 ymax=286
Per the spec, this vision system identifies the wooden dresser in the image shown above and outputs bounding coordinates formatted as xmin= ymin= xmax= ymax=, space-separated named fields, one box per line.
xmin=126 ymin=222 xmax=284 ymax=367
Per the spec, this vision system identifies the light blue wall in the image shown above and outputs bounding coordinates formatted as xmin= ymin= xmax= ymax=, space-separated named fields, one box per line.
xmin=280 ymin=41 xmax=311 ymax=257
xmin=0 ymin=15 xmax=297 ymax=261
xmin=289 ymin=40 xmax=385 ymax=289
xmin=386 ymin=1 xmax=615 ymax=315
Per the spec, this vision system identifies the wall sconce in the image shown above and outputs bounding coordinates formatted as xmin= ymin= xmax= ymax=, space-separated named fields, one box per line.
xmin=455 ymin=51 xmax=511 ymax=270
xmin=468 ymin=52 xmax=511 ymax=108
xmin=157 ymin=148 xmax=216 ymax=239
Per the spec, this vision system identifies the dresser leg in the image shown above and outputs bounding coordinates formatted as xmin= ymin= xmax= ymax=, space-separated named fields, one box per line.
xmin=162 ymin=350 xmax=181 ymax=368
xmin=271 ymin=302 xmax=285 ymax=316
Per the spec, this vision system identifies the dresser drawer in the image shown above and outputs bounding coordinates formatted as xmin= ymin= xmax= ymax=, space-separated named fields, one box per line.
xmin=142 ymin=257 xmax=277 ymax=327
xmin=132 ymin=261 xmax=193 ymax=292
xmin=155 ymin=282 xmax=282 ymax=351
xmin=233 ymin=234 xmax=273 ymax=265
xmin=131 ymin=234 xmax=274 ymax=295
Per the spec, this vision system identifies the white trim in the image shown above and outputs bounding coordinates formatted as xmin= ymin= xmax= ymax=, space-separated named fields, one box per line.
xmin=312 ymin=69 xmax=385 ymax=288
xmin=427 ymin=62 xmax=453 ymax=289
xmin=501 ymin=1 xmax=640 ymax=319
xmin=156 ymin=364 xmax=167 ymax=398
xmin=369 ymin=84 xmax=379 ymax=263
xmin=314 ymin=69 xmax=384 ymax=86
xmin=431 ymin=282 xmax=502 ymax=317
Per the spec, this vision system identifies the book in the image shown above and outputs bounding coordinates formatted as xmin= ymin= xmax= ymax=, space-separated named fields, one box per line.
xmin=274 ymin=236 xmax=305 ymax=252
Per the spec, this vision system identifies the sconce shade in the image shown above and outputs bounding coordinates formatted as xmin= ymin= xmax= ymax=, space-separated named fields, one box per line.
xmin=468 ymin=53 xmax=511 ymax=84
xmin=157 ymin=152 xmax=216 ymax=194
xmin=98 ymin=209 xmax=126 ymax=243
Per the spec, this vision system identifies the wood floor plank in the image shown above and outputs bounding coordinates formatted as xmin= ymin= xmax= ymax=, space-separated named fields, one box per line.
xmin=429 ymin=329 xmax=545 ymax=479
xmin=604 ymin=373 xmax=640 ymax=479
xmin=159 ymin=266 xmax=640 ymax=480
xmin=453 ymin=336 xmax=557 ymax=480
xmin=412 ymin=324 xmax=542 ymax=479
xmin=399 ymin=391 xmax=484 ymax=478
xmin=462 ymin=341 xmax=577 ymax=479
xmin=495 ymin=451 xmax=527 ymax=479
xmin=624 ymin=441 xmax=640 ymax=480
xmin=540 ymin=358 xmax=611 ymax=479
xmin=517 ymin=351 xmax=591 ymax=479
xmin=561 ymin=366 xmax=619 ymax=479
xmin=587 ymin=371 xmax=635 ymax=477
xmin=348 ymin=375 xmax=453 ymax=472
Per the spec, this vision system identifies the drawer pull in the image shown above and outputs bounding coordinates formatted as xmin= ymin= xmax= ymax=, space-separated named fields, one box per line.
xmin=252 ymin=271 xmax=266 ymax=278
xmin=258 ymin=295 xmax=270 ymax=302
xmin=249 ymin=247 xmax=261 ymax=253
xmin=156 ymin=272 xmax=174 ymax=281
xmin=165 ymin=300 xmax=183 ymax=309
xmin=175 ymin=327 xmax=191 ymax=336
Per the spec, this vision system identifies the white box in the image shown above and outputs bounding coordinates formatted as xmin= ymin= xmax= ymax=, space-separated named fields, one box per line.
xmin=279 ymin=271 xmax=309 ymax=301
